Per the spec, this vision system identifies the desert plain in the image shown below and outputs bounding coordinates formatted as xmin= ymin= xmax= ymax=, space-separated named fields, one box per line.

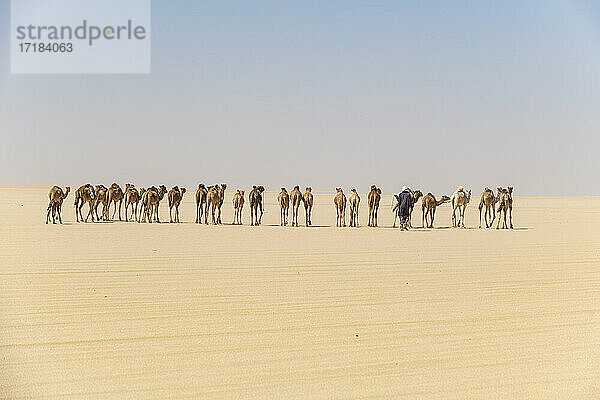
xmin=1 ymin=186 xmax=599 ymax=399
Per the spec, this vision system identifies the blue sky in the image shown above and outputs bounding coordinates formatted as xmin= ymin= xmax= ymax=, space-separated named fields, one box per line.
xmin=1 ymin=0 xmax=599 ymax=195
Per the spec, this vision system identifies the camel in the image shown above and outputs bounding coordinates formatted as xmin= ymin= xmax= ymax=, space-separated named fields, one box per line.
xmin=367 ymin=185 xmax=382 ymax=227
xmin=140 ymin=185 xmax=167 ymax=223
xmin=278 ymin=188 xmax=290 ymax=226
xmin=421 ymin=193 xmax=450 ymax=228
xmin=106 ymin=183 xmax=125 ymax=221
xmin=303 ymin=187 xmax=314 ymax=226
xmin=124 ymin=185 xmax=141 ymax=222
xmin=392 ymin=189 xmax=423 ymax=228
xmin=205 ymin=185 xmax=221 ymax=225
xmin=348 ymin=189 xmax=360 ymax=227
xmin=232 ymin=190 xmax=245 ymax=225
xmin=92 ymin=184 xmax=108 ymax=221
xmin=334 ymin=188 xmax=347 ymax=227
xmin=74 ymin=184 xmax=96 ymax=222
xmin=46 ymin=186 xmax=70 ymax=224
xmin=495 ymin=186 xmax=514 ymax=229
xmin=289 ymin=186 xmax=304 ymax=227
xmin=249 ymin=185 xmax=265 ymax=226
xmin=195 ymin=184 xmax=208 ymax=224
xmin=478 ymin=188 xmax=496 ymax=228
xmin=216 ymin=184 xmax=227 ymax=224
xmin=451 ymin=187 xmax=471 ymax=228
xmin=168 ymin=186 xmax=186 ymax=223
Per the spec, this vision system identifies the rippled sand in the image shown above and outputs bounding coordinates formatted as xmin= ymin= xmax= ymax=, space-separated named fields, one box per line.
xmin=1 ymin=187 xmax=599 ymax=399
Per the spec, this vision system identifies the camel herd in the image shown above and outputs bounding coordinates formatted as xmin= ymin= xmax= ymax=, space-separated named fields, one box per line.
xmin=45 ymin=183 xmax=514 ymax=229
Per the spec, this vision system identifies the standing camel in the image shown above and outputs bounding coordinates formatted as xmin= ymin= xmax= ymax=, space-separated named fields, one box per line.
xmin=46 ymin=186 xmax=70 ymax=224
xmin=451 ymin=187 xmax=471 ymax=228
xmin=195 ymin=184 xmax=208 ymax=224
xmin=93 ymin=185 xmax=108 ymax=221
xmin=74 ymin=184 xmax=96 ymax=223
xmin=277 ymin=188 xmax=290 ymax=226
xmin=421 ymin=193 xmax=450 ymax=228
xmin=303 ymin=187 xmax=314 ymax=226
xmin=249 ymin=185 xmax=265 ymax=226
xmin=348 ymin=189 xmax=360 ymax=227
xmin=106 ymin=183 xmax=125 ymax=221
xmin=140 ymin=185 xmax=167 ymax=223
xmin=478 ymin=188 xmax=496 ymax=228
xmin=168 ymin=186 xmax=186 ymax=223
xmin=216 ymin=184 xmax=227 ymax=224
xmin=289 ymin=186 xmax=303 ymax=227
xmin=205 ymin=185 xmax=220 ymax=225
xmin=367 ymin=185 xmax=381 ymax=227
xmin=232 ymin=190 xmax=245 ymax=225
xmin=495 ymin=186 xmax=514 ymax=229
xmin=334 ymin=188 xmax=347 ymax=227
xmin=124 ymin=185 xmax=141 ymax=222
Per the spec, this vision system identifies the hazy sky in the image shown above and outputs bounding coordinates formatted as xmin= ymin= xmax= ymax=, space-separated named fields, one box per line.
xmin=1 ymin=1 xmax=599 ymax=195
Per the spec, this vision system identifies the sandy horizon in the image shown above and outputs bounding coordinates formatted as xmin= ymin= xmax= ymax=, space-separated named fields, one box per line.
xmin=1 ymin=186 xmax=599 ymax=399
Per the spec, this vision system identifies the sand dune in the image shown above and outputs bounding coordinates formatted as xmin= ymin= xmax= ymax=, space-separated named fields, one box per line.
xmin=1 ymin=187 xmax=599 ymax=399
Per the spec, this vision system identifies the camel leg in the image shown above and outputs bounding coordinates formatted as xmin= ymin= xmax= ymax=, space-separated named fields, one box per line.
xmin=509 ymin=206 xmax=513 ymax=229
xmin=169 ymin=205 xmax=173 ymax=223
xmin=118 ymin=201 xmax=122 ymax=221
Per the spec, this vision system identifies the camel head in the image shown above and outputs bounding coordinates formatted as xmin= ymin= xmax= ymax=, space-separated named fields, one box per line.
xmin=351 ymin=188 xmax=357 ymax=193
xmin=440 ymin=195 xmax=451 ymax=203
xmin=497 ymin=187 xmax=504 ymax=194
xmin=508 ymin=186 xmax=513 ymax=195
xmin=466 ymin=189 xmax=472 ymax=201
xmin=220 ymin=184 xmax=227 ymax=190
xmin=158 ymin=185 xmax=167 ymax=198
xmin=181 ymin=188 xmax=186 ymax=195
xmin=280 ymin=187 xmax=287 ymax=192
xmin=125 ymin=183 xmax=134 ymax=190
xmin=377 ymin=188 xmax=382 ymax=195
xmin=336 ymin=188 xmax=343 ymax=193
xmin=413 ymin=190 xmax=423 ymax=201
xmin=305 ymin=187 xmax=311 ymax=193
xmin=139 ymin=188 xmax=146 ymax=196
xmin=172 ymin=186 xmax=179 ymax=191
xmin=198 ymin=183 xmax=205 ymax=190
xmin=238 ymin=190 xmax=244 ymax=196
xmin=64 ymin=187 xmax=71 ymax=198
xmin=258 ymin=186 xmax=265 ymax=193
xmin=294 ymin=185 xmax=300 ymax=190
xmin=370 ymin=185 xmax=376 ymax=190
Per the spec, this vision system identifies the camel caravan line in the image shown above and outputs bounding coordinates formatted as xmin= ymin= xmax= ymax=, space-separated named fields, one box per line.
xmin=46 ymin=183 xmax=514 ymax=230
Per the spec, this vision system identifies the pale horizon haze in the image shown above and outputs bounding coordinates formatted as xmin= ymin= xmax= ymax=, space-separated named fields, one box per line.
xmin=1 ymin=1 xmax=599 ymax=196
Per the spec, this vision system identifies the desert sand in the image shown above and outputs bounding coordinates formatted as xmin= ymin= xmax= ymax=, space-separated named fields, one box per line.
xmin=1 ymin=186 xmax=599 ymax=399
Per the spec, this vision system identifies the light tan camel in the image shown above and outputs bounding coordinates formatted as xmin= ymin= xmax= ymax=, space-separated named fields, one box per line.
xmin=46 ymin=186 xmax=70 ymax=224
xmin=478 ymin=188 xmax=496 ymax=228
xmin=93 ymin=184 xmax=108 ymax=221
xmin=367 ymin=185 xmax=381 ymax=227
xmin=216 ymin=184 xmax=227 ymax=224
xmin=124 ymin=185 xmax=141 ymax=222
xmin=334 ymin=188 xmax=347 ymax=227
xmin=278 ymin=188 xmax=290 ymax=226
xmin=348 ymin=189 xmax=360 ymax=227
xmin=495 ymin=186 xmax=514 ymax=229
xmin=232 ymin=190 xmax=245 ymax=225
xmin=421 ymin=193 xmax=450 ymax=228
xmin=106 ymin=183 xmax=125 ymax=221
xmin=205 ymin=185 xmax=221 ymax=225
xmin=451 ymin=187 xmax=471 ymax=228
xmin=195 ymin=184 xmax=208 ymax=224
xmin=168 ymin=186 xmax=186 ymax=223
xmin=249 ymin=185 xmax=265 ymax=226
xmin=303 ymin=187 xmax=313 ymax=226
xmin=140 ymin=185 xmax=167 ymax=223
xmin=289 ymin=186 xmax=303 ymax=227
xmin=74 ymin=184 xmax=96 ymax=222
